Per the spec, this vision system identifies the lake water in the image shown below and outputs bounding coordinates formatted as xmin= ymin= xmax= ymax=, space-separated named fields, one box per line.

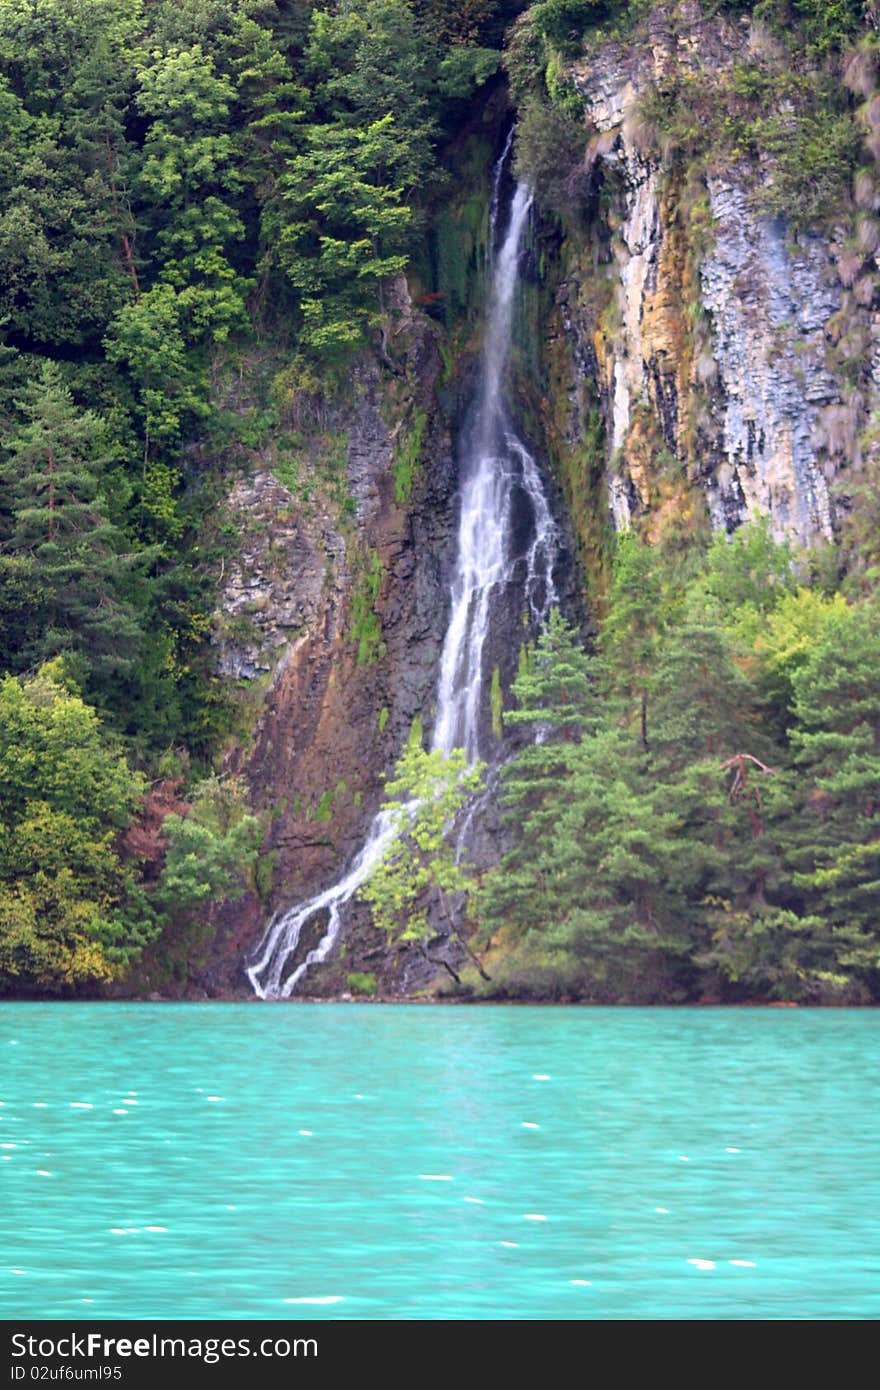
xmin=1 ymin=1003 xmax=877 ymax=1320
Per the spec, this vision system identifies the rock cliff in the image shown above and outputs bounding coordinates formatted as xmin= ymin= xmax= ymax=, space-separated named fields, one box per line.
xmin=202 ymin=286 xmax=459 ymax=993
xmin=539 ymin=2 xmax=878 ymax=571
xmin=198 ymin=3 xmax=880 ymax=997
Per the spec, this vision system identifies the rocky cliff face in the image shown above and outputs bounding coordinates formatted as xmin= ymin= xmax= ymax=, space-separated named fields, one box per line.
xmin=203 ymin=284 xmax=459 ymax=993
xmin=194 ymin=4 xmax=879 ymax=997
xmin=541 ymin=2 xmax=877 ymax=560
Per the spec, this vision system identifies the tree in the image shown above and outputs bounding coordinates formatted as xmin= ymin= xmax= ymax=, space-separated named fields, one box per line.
xmin=277 ymin=0 xmax=441 ymax=360
xmin=781 ymin=601 xmax=880 ymax=994
xmin=479 ymin=594 xmax=790 ymax=1000
xmin=480 ymin=611 xmax=691 ymax=998
xmin=104 ymin=281 xmax=197 ymax=466
xmin=416 ymin=0 xmax=497 ymax=46
xmin=0 ymin=1 xmax=140 ymax=347
xmin=278 ymin=115 xmax=414 ymax=356
xmin=1 ymin=361 xmax=150 ymax=695
xmin=532 ymin=0 xmax=602 ymax=53
xmin=478 ymin=611 xmax=602 ymax=938
xmin=479 ymin=613 xmax=688 ymax=999
xmin=704 ymin=514 xmax=796 ymax=621
xmin=601 ymin=529 xmax=668 ymax=749
xmin=749 ymin=586 xmax=848 ymax=735
xmin=650 ymin=587 xmax=772 ymax=771
xmin=0 ymin=664 xmax=148 ymax=992
xmin=359 ymin=723 xmax=486 ymax=981
xmin=133 ymin=41 xmax=251 ymax=342
xmin=156 ymin=773 xmax=261 ymax=917
xmin=506 ymin=607 xmax=600 ymax=738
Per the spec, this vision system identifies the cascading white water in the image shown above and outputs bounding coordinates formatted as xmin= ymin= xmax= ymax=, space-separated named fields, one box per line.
xmin=246 ymin=139 xmax=558 ymax=999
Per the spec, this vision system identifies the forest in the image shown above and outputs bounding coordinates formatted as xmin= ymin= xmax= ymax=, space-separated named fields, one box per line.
xmin=1 ymin=0 xmax=878 ymax=1004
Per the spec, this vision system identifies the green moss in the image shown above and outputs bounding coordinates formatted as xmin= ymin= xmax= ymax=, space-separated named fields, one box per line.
xmin=490 ymin=665 xmax=503 ymax=738
xmin=431 ymin=134 xmax=493 ymax=325
xmin=437 ymin=339 xmax=455 ymax=384
xmin=345 ymin=971 xmax=377 ymax=996
xmin=393 ymin=406 xmax=426 ymax=505
xmin=637 ymin=59 xmax=860 ymax=230
xmin=530 ymin=229 xmax=615 ymax=610
xmin=435 ymin=197 xmax=489 ymax=323
xmin=544 ymin=50 xmax=584 ymax=121
xmin=312 ymin=779 xmax=347 ymax=824
xmin=378 ymin=705 xmax=389 ymax=732
xmin=556 ymin=418 xmax=615 ymax=612
xmin=252 ymin=847 xmax=278 ymax=904
xmin=349 ymin=545 xmax=386 ymax=665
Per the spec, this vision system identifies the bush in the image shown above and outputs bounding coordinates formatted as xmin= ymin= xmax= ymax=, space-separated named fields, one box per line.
xmin=345 ymin=971 xmax=378 ymax=996
xmin=533 ymin=0 xmax=607 ymax=54
xmin=514 ymin=97 xmax=589 ymax=219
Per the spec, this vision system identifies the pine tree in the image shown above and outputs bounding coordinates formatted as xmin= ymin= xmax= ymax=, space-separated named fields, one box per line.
xmin=2 ymin=362 xmax=149 ymax=691
xmin=480 ymin=611 xmax=601 ymax=935
xmin=478 ymin=613 xmax=688 ymax=998
xmin=601 ymin=529 xmax=668 ymax=749
xmin=783 ymin=601 xmax=880 ymax=992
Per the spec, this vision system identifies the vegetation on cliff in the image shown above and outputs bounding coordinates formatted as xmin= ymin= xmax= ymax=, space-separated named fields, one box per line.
xmin=3 ymin=0 xmax=880 ymax=1001
xmin=476 ymin=524 xmax=880 ymax=1003
xmin=0 ymin=0 xmax=515 ymax=992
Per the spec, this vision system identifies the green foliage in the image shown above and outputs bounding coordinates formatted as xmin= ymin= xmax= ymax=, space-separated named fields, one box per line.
xmin=490 ymin=664 xmax=504 ymax=738
xmin=279 ymin=115 xmax=413 ymax=356
xmin=437 ymin=45 xmax=501 ymax=99
xmin=104 ymin=284 xmax=199 ymax=454
xmin=0 ymin=664 xmax=148 ymax=992
xmin=349 ymin=545 xmax=386 ymax=664
xmin=532 ymin=0 xmax=603 ymax=54
xmin=637 ymin=60 xmax=860 ymax=229
xmin=345 ymin=969 xmax=378 ymax=995
xmin=360 ymin=725 xmax=485 ymax=948
xmin=785 ymin=603 xmax=880 ymax=958
xmin=0 ymin=361 xmax=153 ymax=696
xmin=765 ymin=0 xmax=864 ymax=58
xmin=0 ymin=0 xmax=139 ymax=346
xmin=513 ymin=97 xmax=588 ymax=220
xmin=751 ymin=587 xmax=849 ymax=723
xmin=418 ymin=0 xmax=499 ymax=47
xmin=272 ymin=0 xmax=476 ymax=360
xmin=393 ymin=406 xmax=426 ymax=503
xmin=479 ymin=520 xmax=880 ymax=1003
xmin=156 ymin=774 xmax=260 ymax=915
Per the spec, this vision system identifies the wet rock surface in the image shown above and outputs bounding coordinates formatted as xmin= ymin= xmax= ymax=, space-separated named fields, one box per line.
xmin=551 ymin=1 xmax=868 ymax=547
xmin=201 ymin=310 xmax=461 ymax=995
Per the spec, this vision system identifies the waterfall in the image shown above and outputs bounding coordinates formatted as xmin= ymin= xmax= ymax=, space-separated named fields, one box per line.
xmin=246 ymin=138 xmax=558 ymax=1000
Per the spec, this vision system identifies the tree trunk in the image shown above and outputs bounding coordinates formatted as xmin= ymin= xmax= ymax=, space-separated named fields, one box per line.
xmin=47 ymin=446 xmax=55 ymax=542
xmin=418 ymin=940 xmax=460 ymax=985
xmin=439 ymin=888 xmax=491 ymax=981
xmin=105 ymin=134 xmax=140 ymax=301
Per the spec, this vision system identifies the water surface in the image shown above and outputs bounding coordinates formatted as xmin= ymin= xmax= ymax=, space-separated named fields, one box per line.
xmin=1 ymin=1004 xmax=877 ymax=1319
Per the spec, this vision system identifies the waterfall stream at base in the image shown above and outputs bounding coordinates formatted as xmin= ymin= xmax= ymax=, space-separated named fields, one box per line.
xmin=246 ymin=142 xmax=558 ymax=1000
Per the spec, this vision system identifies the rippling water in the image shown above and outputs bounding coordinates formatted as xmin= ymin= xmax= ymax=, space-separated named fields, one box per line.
xmin=1 ymin=1003 xmax=877 ymax=1320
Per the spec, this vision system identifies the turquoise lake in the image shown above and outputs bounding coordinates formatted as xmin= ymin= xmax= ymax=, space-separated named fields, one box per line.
xmin=0 ymin=1003 xmax=877 ymax=1320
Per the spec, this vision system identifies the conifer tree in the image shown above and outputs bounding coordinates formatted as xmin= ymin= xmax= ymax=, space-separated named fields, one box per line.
xmin=784 ymin=602 xmax=880 ymax=989
xmin=2 ymin=362 xmax=148 ymax=691
xmin=601 ymin=529 xmax=667 ymax=749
